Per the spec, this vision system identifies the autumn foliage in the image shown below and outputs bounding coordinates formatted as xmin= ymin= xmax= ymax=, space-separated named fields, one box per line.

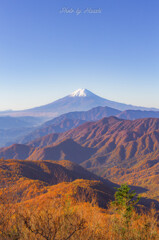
xmin=0 ymin=158 xmax=158 ymax=239
xmin=0 ymin=183 xmax=159 ymax=239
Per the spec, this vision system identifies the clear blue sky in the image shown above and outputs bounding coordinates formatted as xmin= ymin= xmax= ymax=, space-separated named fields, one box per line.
xmin=0 ymin=0 xmax=159 ymax=110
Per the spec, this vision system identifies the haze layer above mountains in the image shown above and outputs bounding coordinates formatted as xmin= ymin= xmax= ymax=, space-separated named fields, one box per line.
xmin=0 ymin=89 xmax=158 ymax=118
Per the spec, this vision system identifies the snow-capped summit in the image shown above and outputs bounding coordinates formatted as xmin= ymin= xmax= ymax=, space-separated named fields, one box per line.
xmin=69 ymin=88 xmax=94 ymax=97
xmin=3 ymin=88 xmax=159 ymax=119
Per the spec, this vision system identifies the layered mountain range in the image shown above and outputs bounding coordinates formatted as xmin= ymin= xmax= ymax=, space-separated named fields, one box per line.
xmin=18 ymin=106 xmax=159 ymax=144
xmin=0 ymin=116 xmax=159 ymax=201
xmin=0 ymin=89 xmax=159 ymax=205
xmin=0 ymin=116 xmax=44 ymax=147
xmin=1 ymin=89 xmax=159 ymax=147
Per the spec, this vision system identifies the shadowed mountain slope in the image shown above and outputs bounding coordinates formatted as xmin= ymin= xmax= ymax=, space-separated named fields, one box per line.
xmin=25 ymin=117 xmax=159 ymax=200
xmin=0 ymin=159 xmax=115 ymax=206
xmin=28 ymin=139 xmax=96 ymax=164
xmin=0 ymin=158 xmax=158 ymax=210
xmin=0 ymin=158 xmax=114 ymax=187
xmin=0 ymin=144 xmax=35 ymax=160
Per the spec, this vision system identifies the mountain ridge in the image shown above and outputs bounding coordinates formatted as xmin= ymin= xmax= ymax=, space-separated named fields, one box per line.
xmin=18 ymin=106 xmax=159 ymax=145
xmin=0 ymin=89 xmax=158 ymax=118
xmin=1 ymin=116 xmax=159 ymax=201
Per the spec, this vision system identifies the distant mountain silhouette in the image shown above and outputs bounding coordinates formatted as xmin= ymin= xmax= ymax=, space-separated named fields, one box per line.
xmin=43 ymin=106 xmax=121 ymax=126
xmin=0 ymin=127 xmax=34 ymax=148
xmin=0 ymin=88 xmax=158 ymax=118
xmin=117 ymin=109 xmax=159 ymax=120
xmin=0 ymin=116 xmax=41 ymax=129
xmin=19 ymin=118 xmax=86 ymax=144
xmin=1 ymin=89 xmax=159 ymax=148
xmin=0 ymin=116 xmax=44 ymax=148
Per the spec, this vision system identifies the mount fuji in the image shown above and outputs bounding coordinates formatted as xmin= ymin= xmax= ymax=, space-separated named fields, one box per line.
xmin=0 ymin=88 xmax=158 ymax=118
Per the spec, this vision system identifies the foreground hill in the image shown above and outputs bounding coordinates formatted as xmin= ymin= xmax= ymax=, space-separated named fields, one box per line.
xmin=0 ymin=158 xmax=157 ymax=209
xmin=0 ymin=159 xmax=158 ymax=240
xmin=0 ymin=158 xmax=114 ymax=205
